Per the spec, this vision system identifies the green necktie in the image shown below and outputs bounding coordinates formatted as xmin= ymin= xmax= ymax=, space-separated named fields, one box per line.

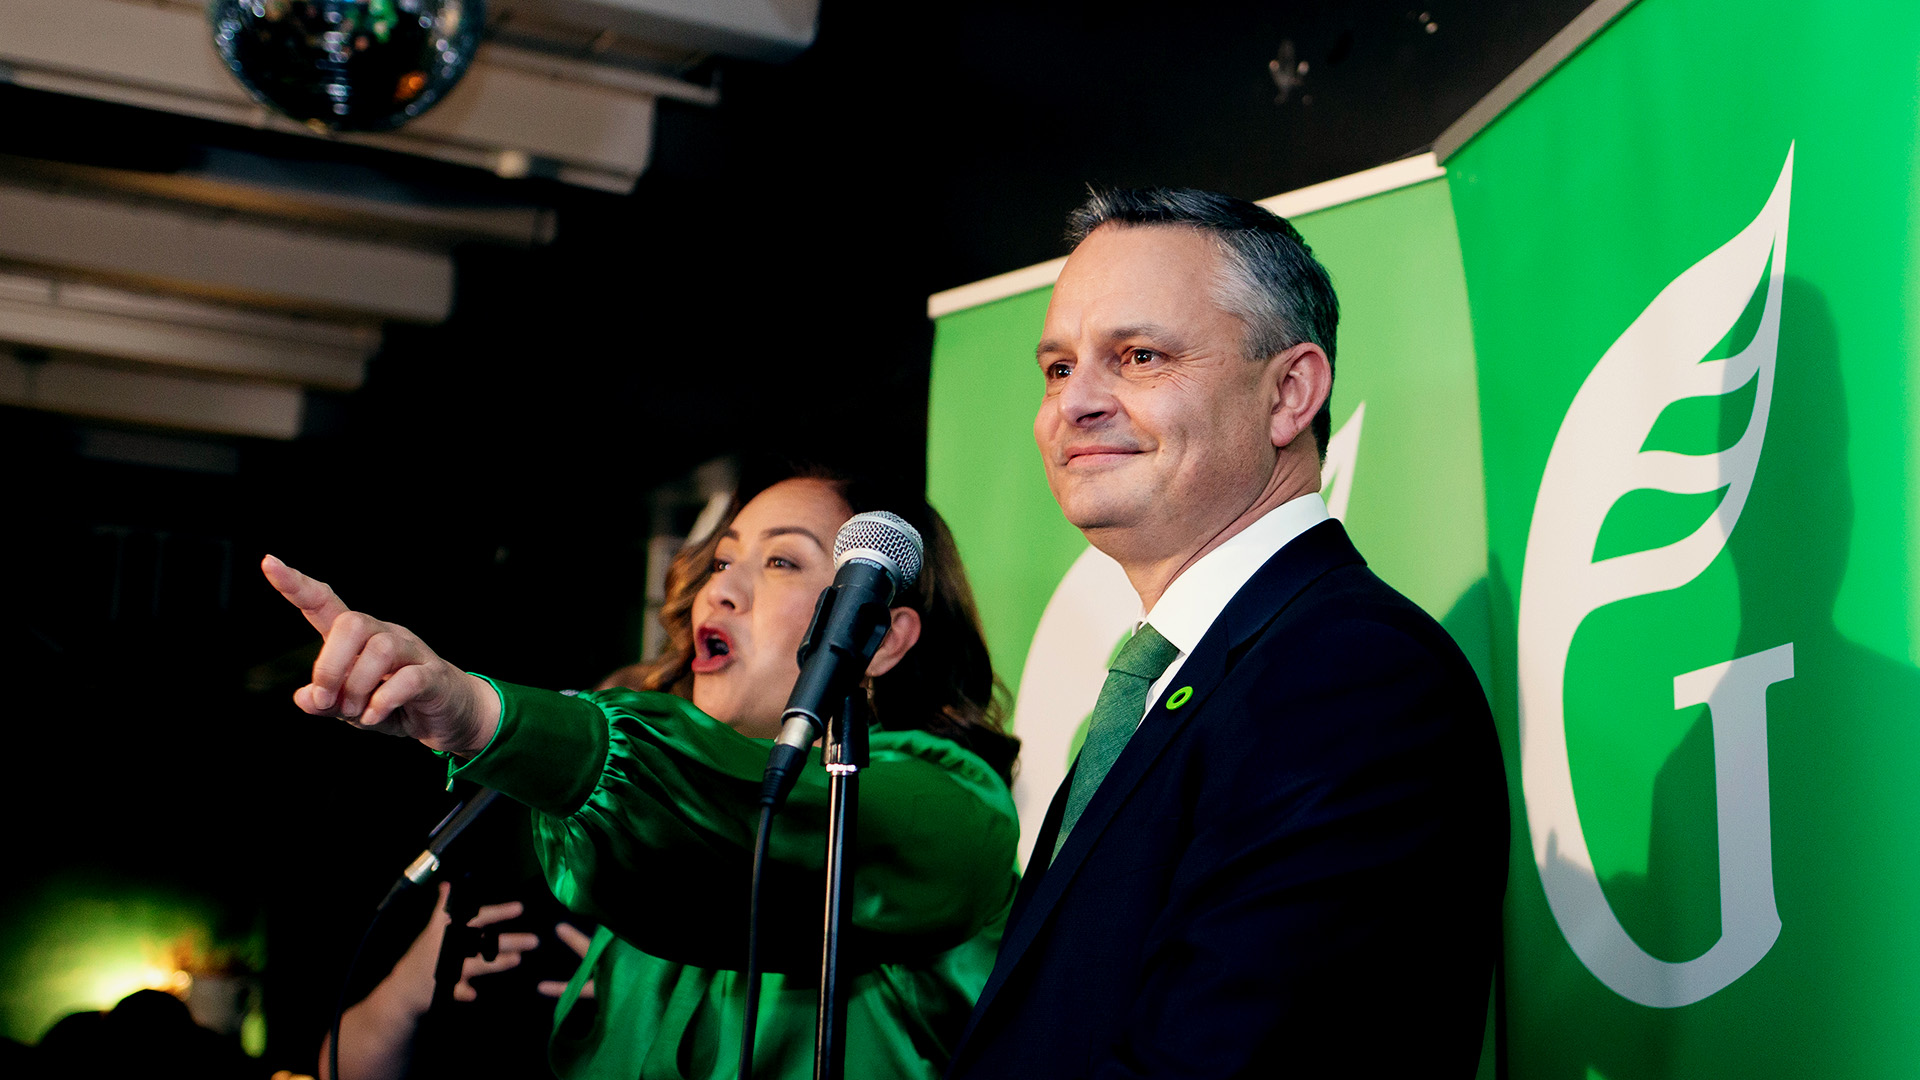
xmin=1052 ymin=623 xmax=1181 ymax=863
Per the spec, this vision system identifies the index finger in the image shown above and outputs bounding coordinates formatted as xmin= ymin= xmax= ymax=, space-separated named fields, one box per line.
xmin=261 ymin=554 xmax=350 ymax=636
xmin=467 ymin=900 xmax=526 ymax=929
xmin=554 ymin=922 xmax=594 ymax=959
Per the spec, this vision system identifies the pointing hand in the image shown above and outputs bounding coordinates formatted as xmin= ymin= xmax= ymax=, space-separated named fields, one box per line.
xmin=261 ymin=555 xmax=500 ymax=755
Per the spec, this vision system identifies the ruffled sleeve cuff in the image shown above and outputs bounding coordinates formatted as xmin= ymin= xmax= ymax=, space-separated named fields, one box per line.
xmin=448 ymin=676 xmax=611 ymax=818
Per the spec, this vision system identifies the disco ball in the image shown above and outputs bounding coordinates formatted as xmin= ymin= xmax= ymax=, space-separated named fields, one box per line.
xmin=209 ymin=0 xmax=485 ymax=133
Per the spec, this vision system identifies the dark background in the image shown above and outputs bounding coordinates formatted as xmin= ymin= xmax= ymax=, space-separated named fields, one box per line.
xmin=0 ymin=0 xmax=1591 ymax=1071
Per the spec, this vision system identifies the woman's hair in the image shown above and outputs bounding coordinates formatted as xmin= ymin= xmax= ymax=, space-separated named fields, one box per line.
xmin=602 ymin=466 xmax=1021 ymax=786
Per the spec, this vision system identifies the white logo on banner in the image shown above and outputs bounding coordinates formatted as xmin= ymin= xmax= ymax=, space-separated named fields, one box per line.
xmin=1009 ymin=544 xmax=1136 ymax=867
xmin=1009 ymin=405 xmax=1366 ymax=866
xmin=1321 ymin=400 xmax=1365 ymax=522
xmin=1517 ymin=145 xmax=1796 ymax=1008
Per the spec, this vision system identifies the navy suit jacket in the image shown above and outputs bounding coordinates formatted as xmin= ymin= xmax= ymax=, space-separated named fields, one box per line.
xmin=947 ymin=520 xmax=1508 ymax=1079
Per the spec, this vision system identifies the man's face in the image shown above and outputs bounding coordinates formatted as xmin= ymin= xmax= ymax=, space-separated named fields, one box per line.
xmin=1034 ymin=224 xmax=1281 ymax=562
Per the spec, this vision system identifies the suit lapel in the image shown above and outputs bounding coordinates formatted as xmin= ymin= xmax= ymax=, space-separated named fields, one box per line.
xmin=966 ymin=521 xmax=1365 ymax=1029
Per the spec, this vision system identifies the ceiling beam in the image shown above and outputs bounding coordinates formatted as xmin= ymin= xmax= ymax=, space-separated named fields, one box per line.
xmin=0 ymin=153 xmax=558 ymax=248
xmin=0 ymin=182 xmax=453 ymax=322
xmin=0 ymin=0 xmax=694 ymax=192
xmin=0 ymin=273 xmax=373 ymax=390
xmin=523 ymin=0 xmax=819 ymax=62
xmin=0 ymin=353 xmax=305 ymax=439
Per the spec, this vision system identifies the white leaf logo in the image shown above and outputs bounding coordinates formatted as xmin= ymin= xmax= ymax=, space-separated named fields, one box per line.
xmin=1517 ymin=144 xmax=1797 ymax=1007
xmin=1008 ymin=545 xmax=1137 ymax=867
xmin=1321 ymin=402 xmax=1365 ymax=522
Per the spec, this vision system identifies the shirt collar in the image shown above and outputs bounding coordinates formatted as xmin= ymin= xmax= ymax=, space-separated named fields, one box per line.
xmin=1140 ymin=492 xmax=1331 ymax=655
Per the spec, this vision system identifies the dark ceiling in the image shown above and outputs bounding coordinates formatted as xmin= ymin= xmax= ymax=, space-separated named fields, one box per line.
xmin=454 ymin=0 xmax=1597 ymax=490
xmin=5 ymin=0 xmax=1599 ymax=495
xmin=0 ymin=0 xmax=1595 ymax=1066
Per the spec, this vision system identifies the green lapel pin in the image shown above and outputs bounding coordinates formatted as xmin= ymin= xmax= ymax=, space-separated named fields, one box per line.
xmin=1166 ymin=685 xmax=1193 ymax=710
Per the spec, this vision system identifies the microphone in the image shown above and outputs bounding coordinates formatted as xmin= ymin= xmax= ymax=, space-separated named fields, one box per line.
xmin=376 ymin=787 xmax=502 ymax=911
xmin=758 ymin=511 xmax=924 ymax=810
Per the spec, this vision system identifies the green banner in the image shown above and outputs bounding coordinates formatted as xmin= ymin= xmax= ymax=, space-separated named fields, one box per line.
xmin=1449 ymin=0 xmax=1920 ymax=1074
xmin=931 ymin=2 xmax=1920 ymax=1073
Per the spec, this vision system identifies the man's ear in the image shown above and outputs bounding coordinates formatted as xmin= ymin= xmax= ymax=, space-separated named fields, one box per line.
xmin=865 ymin=607 xmax=923 ymax=678
xmin=1267 ymin=342 xmax=1332 ymax=451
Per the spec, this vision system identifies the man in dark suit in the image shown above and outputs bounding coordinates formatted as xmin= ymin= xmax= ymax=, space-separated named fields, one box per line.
xmin=947 ymin=188 xmax=1509 ymax=1078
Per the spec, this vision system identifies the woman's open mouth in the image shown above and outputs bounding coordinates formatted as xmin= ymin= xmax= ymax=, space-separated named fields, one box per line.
xmin=691 ymin=625 xmax=735 ymax=674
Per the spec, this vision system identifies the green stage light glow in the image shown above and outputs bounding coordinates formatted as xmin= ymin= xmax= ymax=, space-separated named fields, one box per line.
xmin=0 ymin=878 xmax=264 ymax=1048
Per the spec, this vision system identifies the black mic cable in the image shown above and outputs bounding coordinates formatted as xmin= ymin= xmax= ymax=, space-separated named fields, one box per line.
xmin=738 ymin=800 xmax=777 ymax=1080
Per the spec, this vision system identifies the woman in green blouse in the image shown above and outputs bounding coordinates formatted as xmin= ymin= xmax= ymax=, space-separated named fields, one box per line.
xmin=264 ymin=471 xmax=1021 ymax=1080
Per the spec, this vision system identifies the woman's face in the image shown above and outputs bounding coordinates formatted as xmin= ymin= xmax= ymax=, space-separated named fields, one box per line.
xmin=690 ymin=478 xmax=853 ymax=739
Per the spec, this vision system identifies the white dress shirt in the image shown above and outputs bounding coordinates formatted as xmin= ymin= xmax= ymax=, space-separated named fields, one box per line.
xmin=1135 ymin=492 xmax=1331 ymax=723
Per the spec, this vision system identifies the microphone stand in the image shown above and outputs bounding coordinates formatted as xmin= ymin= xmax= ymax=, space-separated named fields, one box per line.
xmin=815 ymin=691 xmax=864 ymax=1080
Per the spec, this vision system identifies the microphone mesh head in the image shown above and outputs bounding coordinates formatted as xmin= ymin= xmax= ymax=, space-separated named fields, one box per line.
xmin=834 ymin=511 xmax=924 ymax=589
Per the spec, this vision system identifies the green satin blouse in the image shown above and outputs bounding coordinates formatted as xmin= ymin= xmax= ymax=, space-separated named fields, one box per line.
xmin=449 ymin=681 xmax=1019 ymax=1080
